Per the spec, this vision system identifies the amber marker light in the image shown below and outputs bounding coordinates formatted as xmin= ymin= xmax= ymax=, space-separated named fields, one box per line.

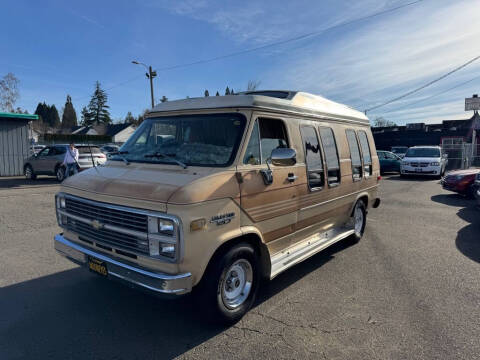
xmin=190 ymin=218 xmax=206 ymax=232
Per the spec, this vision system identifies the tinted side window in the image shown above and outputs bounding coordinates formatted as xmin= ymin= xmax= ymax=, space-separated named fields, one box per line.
xmin=319 ymin=127 xmax=340 ymax=186
xmin=346 ymin=129 xmax=362 ymax=181
xmin=258 ymin=118 xmax=288 ymax=163
xmin=357 ymin=130 xmax=372 ymax=177
xmin=243 ymin=120 xmax=261 ymax=165
xmin=55 ymin=146 xmax=67 ymax=155
xmin=300 ymin=126 xmax=324 ymax=190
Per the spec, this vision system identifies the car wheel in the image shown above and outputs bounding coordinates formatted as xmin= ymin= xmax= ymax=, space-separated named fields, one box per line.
xmin=350 ymin=200 xmax=367 ymax=243
xmin=467 ymin=185 xmax=477 ymax=199
xmin=24 ymin=165 xmax=36 ymax=180
xmin=197 ymin=242 xmax=260 ymax=324
xmin=56 ymin=166 xmax=65 ymax=182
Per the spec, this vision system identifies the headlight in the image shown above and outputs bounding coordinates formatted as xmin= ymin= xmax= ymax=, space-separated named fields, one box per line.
xmin=147 ymin=215 xmax=180 ymax=260
xmin=402 ymin=161 xmax=409 ymax=166
xmin=430 ymin=162 xmax=440 ymax=166
xmin=55 ymin=194 xmax=67 ymax=226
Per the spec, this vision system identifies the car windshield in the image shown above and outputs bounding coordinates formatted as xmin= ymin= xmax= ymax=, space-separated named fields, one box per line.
xmin=405 ymin=148 xmax=440 ymax=158
xmin=392 ymin=147 xmax=407 ymax=154
xmin=111 ymin=113 xmax=246 ymax=167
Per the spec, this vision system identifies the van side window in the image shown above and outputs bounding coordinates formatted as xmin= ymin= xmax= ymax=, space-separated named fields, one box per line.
xmin=346 ymin=129 xmax=362 ymax=181
xmin=300 ymin=126 xmax=324 ymax=190
xmin=357 ymin=130 xmax=372 ymax=177
xmin=258 ymin=118 xmax=288 ymax=164
xmin=243 ymin=120 xmax=261 ymax=165
xmin=319 ymin=127 xmax=340 ymax=186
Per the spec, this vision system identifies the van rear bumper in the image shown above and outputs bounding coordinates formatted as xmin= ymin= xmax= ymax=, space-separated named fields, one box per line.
xmin=54 ymin=234 xmax=192 ymax=296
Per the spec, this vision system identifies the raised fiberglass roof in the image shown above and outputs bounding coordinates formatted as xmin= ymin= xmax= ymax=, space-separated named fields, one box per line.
xmin=148 ymin=90 xmax=369 ymax=124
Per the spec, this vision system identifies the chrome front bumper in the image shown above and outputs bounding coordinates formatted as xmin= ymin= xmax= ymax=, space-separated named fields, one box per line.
xmin=54 ymin=234 xmax=192 ymax=295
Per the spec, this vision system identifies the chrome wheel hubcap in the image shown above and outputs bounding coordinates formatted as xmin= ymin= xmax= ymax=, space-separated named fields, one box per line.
xmin=221 ymin=259 xmax=253 ymax=310
xmin=57 ymin=169 xmax=64 ymax=180
xmin=354 ymin=205 xmax=364 ymax=235
xmin=25 ymin=168 xmax=32 ymax=178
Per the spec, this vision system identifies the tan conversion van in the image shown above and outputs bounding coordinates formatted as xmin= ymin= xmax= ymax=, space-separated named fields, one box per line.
xmin=54 ymin=90 xmax=380 ymax=322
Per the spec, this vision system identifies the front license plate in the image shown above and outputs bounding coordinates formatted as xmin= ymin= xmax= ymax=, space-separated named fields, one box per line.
xmin=415 ymin=168 xmax=422 ymax=172
xmin=88 ymin=256 xmax=108 ymax=276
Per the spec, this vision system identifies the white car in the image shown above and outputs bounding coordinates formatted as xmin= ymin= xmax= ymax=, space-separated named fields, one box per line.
xmin=400 ymin=146 xmax=447 ymax=178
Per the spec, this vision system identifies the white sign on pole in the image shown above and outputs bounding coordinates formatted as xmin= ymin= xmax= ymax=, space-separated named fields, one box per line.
xmin=465 ymin=97 xmax=480 ymax=111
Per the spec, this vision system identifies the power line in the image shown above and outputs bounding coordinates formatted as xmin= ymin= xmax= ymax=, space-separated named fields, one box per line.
xmin=73 ymin=0 xmax=427 ymax=104
xmin=375 ymin=74 xmax=480 ymax=115
xmin=155 ymin=0 xmax=426 ymax=72
xmin=365 ymin=54 xmax=480 ymax=113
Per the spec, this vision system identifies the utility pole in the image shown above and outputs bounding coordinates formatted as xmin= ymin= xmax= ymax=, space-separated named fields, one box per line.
xmin=132 ymin=61 xmax=157 ymax=108
xmin=465 ymin=94 xmax=479 ymax=166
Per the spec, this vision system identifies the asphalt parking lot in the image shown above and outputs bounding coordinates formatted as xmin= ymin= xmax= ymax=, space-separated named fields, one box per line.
xmin=0 ymin=175 xmax=479 ymax=359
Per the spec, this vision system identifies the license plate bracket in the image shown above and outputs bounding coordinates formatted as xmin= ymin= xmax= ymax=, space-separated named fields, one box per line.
xmin=415 ymin=168 xmax=422 ymax=172
xmin=88 ymin=256 xmax=108 ymax=276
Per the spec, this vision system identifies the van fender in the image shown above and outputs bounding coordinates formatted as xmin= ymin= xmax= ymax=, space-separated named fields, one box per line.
xmin=348 ymin=191 xmax=371 ymax=216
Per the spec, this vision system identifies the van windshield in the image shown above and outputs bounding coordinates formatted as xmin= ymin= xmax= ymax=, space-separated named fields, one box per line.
xmin=405 ymin=148 xmax=440 ymax=158
xmin=111 ymin=113 xmax=246 ymax=167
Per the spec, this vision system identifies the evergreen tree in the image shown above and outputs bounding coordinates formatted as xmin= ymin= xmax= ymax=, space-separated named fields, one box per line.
xmin=225 ymin=87 xmax=230 ymax=95
xmin=124 ymin=111 xmax=135 ymax=124
xmin=47 ymin=104 xmax=61 ymax=128
xmin=87 ymin=81 xmax=111 ymax=124
xmin=204 ymin=90 xmax=209 ymax=97
xmin=215 ymin=91 xmax=220 ymax=96
xmin=61 ymin=95 xmax=78 ymax=128
xmin=80 ymin=106 xmax=92 ymax=126
xmin=230 ymin=88 xmax=235 ymax=95
xmin=160 ymin=95 xmax=168 ymax=103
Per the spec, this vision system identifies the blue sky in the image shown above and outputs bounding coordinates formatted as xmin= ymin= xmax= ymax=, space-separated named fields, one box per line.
xmin=1 ymin=0 xmax=479 ymax=125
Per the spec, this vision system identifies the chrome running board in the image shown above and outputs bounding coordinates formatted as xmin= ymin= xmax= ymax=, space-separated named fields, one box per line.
xmin=269 ymin=227 xmax=355 ymax=279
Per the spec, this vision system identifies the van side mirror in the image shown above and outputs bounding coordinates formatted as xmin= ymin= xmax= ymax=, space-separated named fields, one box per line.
xmin=271 ymin=148 xmax=296 ymax=167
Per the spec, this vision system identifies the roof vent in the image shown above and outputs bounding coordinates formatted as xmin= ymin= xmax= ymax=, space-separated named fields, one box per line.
xmin=243 ymin=90 xmax=292 ymax=99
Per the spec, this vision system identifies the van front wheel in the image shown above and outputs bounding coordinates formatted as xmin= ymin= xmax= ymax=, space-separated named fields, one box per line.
xmin=198 ymin=243 xmax=260 ymax=323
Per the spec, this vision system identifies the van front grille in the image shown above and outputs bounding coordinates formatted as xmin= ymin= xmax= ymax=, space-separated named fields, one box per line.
xmin=65 ymin=197 xmax=148 ymax=233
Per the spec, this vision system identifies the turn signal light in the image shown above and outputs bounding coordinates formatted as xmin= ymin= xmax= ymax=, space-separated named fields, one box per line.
xmin=377 ymin=175 xmax=382 ymax=181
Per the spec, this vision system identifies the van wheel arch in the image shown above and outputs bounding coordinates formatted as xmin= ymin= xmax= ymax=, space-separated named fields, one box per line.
xmin=350 ymin=195 xmax=369 ymax=217
xmin=200 ymin=233 xmax=271 ymax=285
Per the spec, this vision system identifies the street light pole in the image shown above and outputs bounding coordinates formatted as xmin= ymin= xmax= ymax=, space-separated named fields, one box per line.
xmin=132 ymin=60 xmax=157 ymax=108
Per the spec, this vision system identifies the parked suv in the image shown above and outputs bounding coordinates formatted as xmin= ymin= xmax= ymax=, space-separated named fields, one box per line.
xmin=24 ymin=145 xmax=106 ymax=181
xmin=54 ymin=91 xmax=381 ymax=322
xmin=400 ymin=146 xmax=447 ymax=178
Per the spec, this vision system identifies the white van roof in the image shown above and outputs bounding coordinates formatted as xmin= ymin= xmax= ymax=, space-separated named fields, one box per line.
xmin=148 ymin=90 xmax=369 ymax=124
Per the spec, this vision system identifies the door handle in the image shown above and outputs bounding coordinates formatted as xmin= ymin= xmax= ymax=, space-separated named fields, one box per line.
xmin=287 ymin=173 xmax=298 ymax=182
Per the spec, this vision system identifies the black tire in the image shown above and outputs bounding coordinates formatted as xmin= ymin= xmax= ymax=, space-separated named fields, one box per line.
xmin=24 ymin=164 xmax=36 ymax=180
xmin=55 ymin=166 xmax=65 ymax=182
xmin=466 ymin=185 xmax=477 ymax=199
xmin=350 ymin=200 xmax=367 ymax=243
xmin=196 ymin=242 xmax=260 ymax=324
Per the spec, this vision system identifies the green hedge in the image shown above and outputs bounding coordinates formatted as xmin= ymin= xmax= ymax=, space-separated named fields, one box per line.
xmin=41 ymin=134 xmax=112 ymax=144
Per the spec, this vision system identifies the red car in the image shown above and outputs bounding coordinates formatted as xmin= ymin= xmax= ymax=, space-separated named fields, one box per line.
xmin=441 ymin=168 xmax=480 ymax=198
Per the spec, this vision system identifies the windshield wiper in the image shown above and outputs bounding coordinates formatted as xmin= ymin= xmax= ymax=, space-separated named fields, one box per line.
xmin=144 ymin=152 xmax=187 ymax=169
xmin=110 ymin=151 xmax=130 ymax=165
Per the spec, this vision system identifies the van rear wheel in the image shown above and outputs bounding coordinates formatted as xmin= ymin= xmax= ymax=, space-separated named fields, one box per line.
xmin=197 ymin=243 xmax=260 ymax=323
xmin=350 ymin=200 xmax=367 ymax=243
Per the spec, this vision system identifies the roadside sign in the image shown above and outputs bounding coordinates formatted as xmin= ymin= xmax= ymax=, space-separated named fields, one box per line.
xmin=465 ymin=97 xmax=480 ymax=111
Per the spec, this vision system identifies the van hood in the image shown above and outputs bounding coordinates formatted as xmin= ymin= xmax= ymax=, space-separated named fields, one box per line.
xmin=61 ymin=163 xmax=239 ymax=205
xmin=62 ymin=164 xmax=199 ymax=203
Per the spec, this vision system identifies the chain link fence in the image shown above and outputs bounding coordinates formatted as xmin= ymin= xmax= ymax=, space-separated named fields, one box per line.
xmin=441 ymin=143 xmax=480 ymax=170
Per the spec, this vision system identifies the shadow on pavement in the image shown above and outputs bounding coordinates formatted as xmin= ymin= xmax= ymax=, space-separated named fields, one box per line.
xmin=0 ymin=176 xmax=58 ymax=189
xmin=431 ymin=194 xmax=473 ymax=207
xmin=455 ymin=206 xmax=480 ymax=264
xmin=0 ymin=238 xmax=353 ymax=359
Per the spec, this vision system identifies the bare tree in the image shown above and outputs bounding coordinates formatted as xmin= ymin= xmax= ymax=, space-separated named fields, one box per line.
xmin=247 ymin=80 xmax=261 ymax=91
xmin=0 ymin=73 xmax=20 ymax=112
xmin=372 ymin=117 xmax=397 ymax=127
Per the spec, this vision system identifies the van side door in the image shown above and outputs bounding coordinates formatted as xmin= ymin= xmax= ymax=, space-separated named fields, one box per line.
xmin=238 ymin=117 xmax=303 ymax=254
xmin=296 ymin=125 xmax=346 ymax=240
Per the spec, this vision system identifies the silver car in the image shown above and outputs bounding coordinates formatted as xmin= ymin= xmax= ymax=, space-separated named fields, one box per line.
xmin=23 ymin=145 xmax=106 ymax=181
